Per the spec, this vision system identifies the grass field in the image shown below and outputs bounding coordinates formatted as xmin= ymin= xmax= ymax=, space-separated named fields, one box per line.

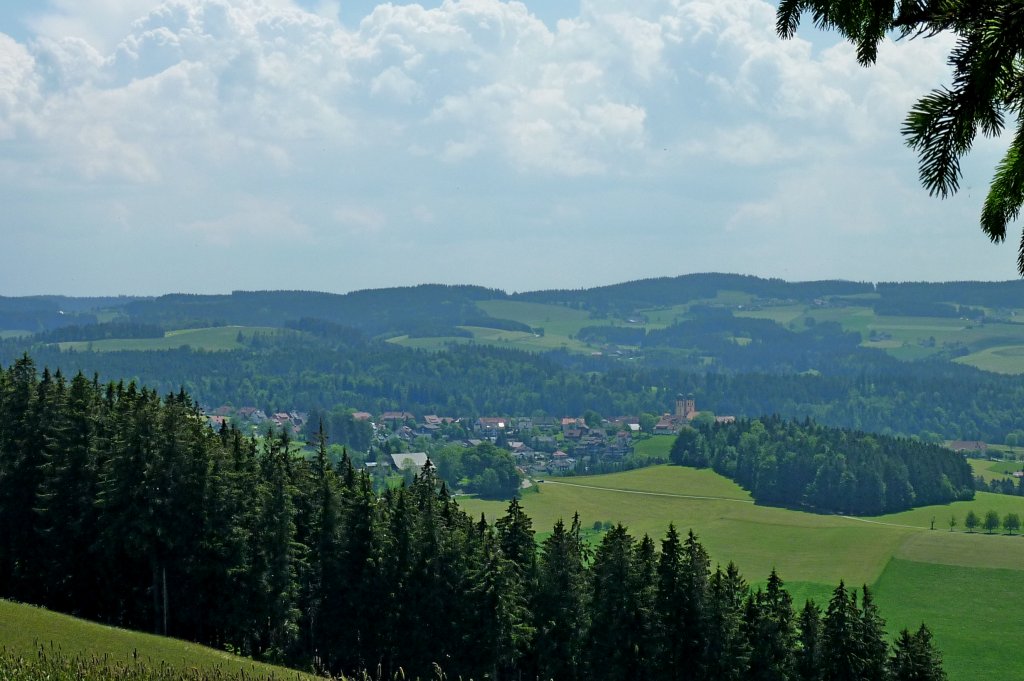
xmin=388 ymin=326 xmax=593 ymax=353
xmin=954 ymin=343 xmax=1024 ymax=373
xmin=0 ymin=600 xmax=312 ymax=680
xmin=476 ymin=300 xmax=595 ymax=339
xmin=969 ymin=456 xmax=1022 ymax=483
xmin=736 ymin=301 xmax=1024 ymax=369
xmin=55 ymin=327 xmax=291 ymax=353
xmin=874 ymin=559 xmax=1024 ymax=681
xmin=629 ymin=435 xmax=674 ymax=461
xmin=392 ymin=296 xmax=1024 ymax=370
xmin=459 ymin=465 xmax=1024 ymax=681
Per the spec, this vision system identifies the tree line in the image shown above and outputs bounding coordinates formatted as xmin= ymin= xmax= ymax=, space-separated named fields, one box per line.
xmin=11 ymin=330 xmax=1024 ymax=445
xmin=0 ymin=356 xmax=947 ymax=680
xmin=670 ymin=417 xmax=974 ymax=515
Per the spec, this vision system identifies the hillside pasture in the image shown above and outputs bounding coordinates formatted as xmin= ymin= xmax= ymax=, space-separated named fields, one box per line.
xmin=874 ymin=559 xmax=1024 ymax=681
xmin=628 ymin=435 xmax=675 ymax=462
xmin=739 ymin=302 xmax=1024 ymax=368
xmin=55 ymin=326 xmax=292 ymax=352
xmin=0 ymin=600 xmax=312 ymax=680
xmin=459 ymin=465 xmax=1024 ymax=681
xmin=955 ymin=343 xmax=1024 ymax=374
xmin=475 ymin=300 xmax=594 ymax=339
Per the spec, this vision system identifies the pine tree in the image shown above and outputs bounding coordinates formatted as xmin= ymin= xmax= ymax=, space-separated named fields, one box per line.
xmin=250 ymin=431 xmax=301 ymax=661
xmin=889 ymin=624 xmax=947 ymax=681
xmin=704 ymin=563 xmax=750 ymax=681
xmin=821 ymin=581 xmax=859 ymax=681
xmin=35 ymin=372 xmax=100 ymax=616
xmin=466 ymin=526 xmax=534 ymax=681
xmin=535 ymin=515 xmax=589 ymax=681
xmin=795 ymin=599 xmax=822 ymax=681
xmin=0 ymin=356 xmax=42 ymax=601
xmin=857 ymin=585 xmax=889 ymax=681
xmin=587 ymin=524 xmax=638 ymax=681
xmin=629 ymin=534 xmax=659 ymax=681
xmin=745 ymin=569 xmax=796 ymax=681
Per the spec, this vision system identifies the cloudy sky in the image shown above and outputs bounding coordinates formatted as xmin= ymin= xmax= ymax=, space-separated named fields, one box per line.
xmin=0 ymin=0 xmax=1017 ymax=296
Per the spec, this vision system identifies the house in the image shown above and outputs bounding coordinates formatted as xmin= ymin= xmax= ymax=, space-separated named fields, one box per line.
xmin=475 ymin=417 xmax=507 ymax=438
xmin=352 ymin=411 xmax=373 ymax=421
xmin=561 ymin=417 xmax=585 ymax=435
xmin=653 ymin=417 xmax=679 ymax=434
xmin=237 ymin=407 xmax=266 ymax=424
xmin=390 ymin=452 xmax=430 ymax=472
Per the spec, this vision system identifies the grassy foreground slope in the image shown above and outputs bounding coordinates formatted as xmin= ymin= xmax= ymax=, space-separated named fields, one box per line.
xmin=0 ymin=601 xmax=313 ymax=680
xmin=460 ymin=465 xmax=1024 ymax=681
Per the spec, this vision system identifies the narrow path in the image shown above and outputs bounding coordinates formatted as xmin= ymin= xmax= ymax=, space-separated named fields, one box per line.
xmin=838 ymin=515 xmax=925 ymax=530
xmin=537 ymin=479 xmax=755 ymax=504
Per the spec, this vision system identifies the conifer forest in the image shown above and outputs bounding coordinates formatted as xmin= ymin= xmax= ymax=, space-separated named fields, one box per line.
xmin=0 ymin=355 xmax=948 ymax=680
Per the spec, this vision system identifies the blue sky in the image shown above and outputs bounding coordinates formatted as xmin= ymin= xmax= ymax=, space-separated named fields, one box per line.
xmin=0 ymin=0 xmax=1016 ymax=295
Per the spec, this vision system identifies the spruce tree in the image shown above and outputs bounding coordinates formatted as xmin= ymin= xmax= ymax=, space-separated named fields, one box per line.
xmin=704 ymin=563 xmax=750 ymax=681
xmin=535 ymin=515 xmax=589 ymax=681
xmin=889 ymin=625 xmax=947 ymax=681
xmin=745 ymin=569 xmax=796 ymax=681
xmin=795 ymin=600 xmax=822 ymax=681
xmin=587 ymin=524 xmax=638 ymax=681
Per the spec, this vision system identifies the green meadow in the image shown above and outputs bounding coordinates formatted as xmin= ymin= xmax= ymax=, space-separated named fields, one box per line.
xmin=968 ymin=456 xmax=1023 ymax=483
xmin=55 ymin=327 xmax=291 ymax=352
xmin=459 ymin=465 xmax=1024 ymax=681
xmin=735 ymin=300 xmax=1024 ymax=369
xmin=0 ymin=600 xmax=313 ymax=680
xmin=955 ymin=343 xmax=1024 ymax=374
xmin=476 ymin=300 xmax=595 ymax=339
xmin=629 ymin=435 xmax=675 ymax=461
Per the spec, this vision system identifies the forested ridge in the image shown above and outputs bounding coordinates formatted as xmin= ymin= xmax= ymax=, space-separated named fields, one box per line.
xmin=7 ymin=337 xmax=1024 ymax=443
xmin=6 ymin=274 xmax=1024 ymax=446
xmin=670 ymin=418 xmax=974 ymax=515
xmin=0 ymin=356 xmax=947 ymax=680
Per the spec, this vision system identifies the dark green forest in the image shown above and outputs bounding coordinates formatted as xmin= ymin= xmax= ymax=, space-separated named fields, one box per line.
xmin=670 ymin=418 xmax=974 ymax=515
xmin=6 ymin=336 xmax=1024 ymax=445
xmin=5 ymin=274 xmax=1024 ymax=446
xmin=0 ymin=356 xmax=947 ymax=680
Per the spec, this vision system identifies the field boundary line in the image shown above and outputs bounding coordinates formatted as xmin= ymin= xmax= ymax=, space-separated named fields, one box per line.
xmin=838 ymin=515 xmax=924 ymax=530
xmin=538 ymin=479 xmax=755 ymax=504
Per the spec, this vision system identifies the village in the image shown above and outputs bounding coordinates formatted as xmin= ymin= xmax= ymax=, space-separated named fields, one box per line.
xmin=203 ymin=395 xmax=738 ymax=478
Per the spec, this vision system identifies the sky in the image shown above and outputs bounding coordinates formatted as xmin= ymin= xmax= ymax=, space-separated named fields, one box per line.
xmin=0 ymin=0 xmax=1018 ymax=296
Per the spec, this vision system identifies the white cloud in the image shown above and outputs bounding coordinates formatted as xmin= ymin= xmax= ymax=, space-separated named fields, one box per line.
xmin=1 ymin=0 xmax=1009 ymax=294
xmin=333 ymin=205 xmax=387 ymax=234
xmin=185 ymin=197 xmax=311 ymax=246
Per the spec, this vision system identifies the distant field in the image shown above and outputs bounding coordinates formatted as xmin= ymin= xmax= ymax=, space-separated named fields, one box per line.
xmin=459 ymin=465 xmax=1024 ymax=681
xmin=969 ymin=456 xmax=1022 ymax=483
xmin=476 ymin=300 xmax=594 ymax=339
xmin=395 ymin=296 xmax=1024 ymax=371
xmin=0 ymin=600 xmax=312 ymax=680
xmin=55 ymin=326 xmax=291 ymax=352
xmin=0 ymin=330 xmax=31 ymax=339
xmin=955 ymin=344 xmax=1024 ymax=374
xmin=630 ymin=435 xmax=674 ymax=461
xmin=737 ymin=301 xmax=1024 ymax=369
xmin=388 ymin=325 xmax=592 ymax=353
